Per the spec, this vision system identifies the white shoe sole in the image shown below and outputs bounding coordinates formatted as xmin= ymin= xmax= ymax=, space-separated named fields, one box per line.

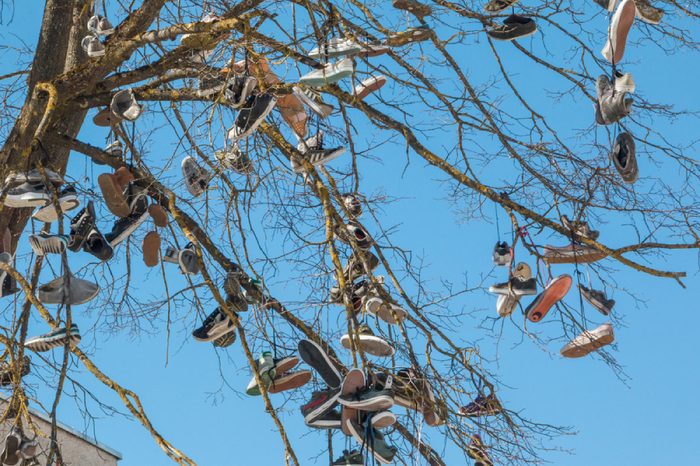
xmin=32 ymin=196 xmax=80 ymax=223
xmin=340 ymin=334 xmax=395 ymax=357
xmin=4 ymin=192 xmax=50 ymax=208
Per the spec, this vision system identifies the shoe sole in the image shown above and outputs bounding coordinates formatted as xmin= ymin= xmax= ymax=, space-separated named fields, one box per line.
xmin=268 ymin=370 xmax=312 ymax=394
xmin=142 ymin=231 xmax=161 ymax=267
xmin=98 ymin=174 xmax=130 ymax=217
xmin=371 ymin=410 xmax=397 ymax=429
xmin=32 ymin=196 xmax=80 ymax=223
xmin=233 ymin=97 xmax=278 ymax=140
xmin=497 ymin=294 xmax=520 ymax=317
xmin=339 ymin=394 xmax=394 ymax=411
xmin=299 ymin=69 xmax=354 ymax=88
xmin=489 ymin=28 xmax=537 ymax=42
xmin=561 ymin=332 xmax=615 ymax=358
xmin=4 ymin=192 xmax=50 ymax=208
xmin=340 ymin=369 xmax=366 ymax=436
xmin=147 ymin=204 xmax=168 ymax=227
xmin=526 ymin=275 xmax=572 ymax=322
xmin=543 ymin=248 xmax=607 ymax=264
xmin=29 ymin=236 xmax=66 ymax=256
xmin=193 ymin=322 xmax=234 ymax=343
xmin=298 ymin=339 xmax=342 ymax=388
xmin=340 ymin=334 xmax=395 ymax=357
xmin=274 ymin=356 xmax=300 ymax=376
xmin=609 ymin=0 xmax=636 ymax=64
xmin=303 ymin=389 xmax=341 ymax=424
xmin=109 ymin=211 xmax=149 ymax=248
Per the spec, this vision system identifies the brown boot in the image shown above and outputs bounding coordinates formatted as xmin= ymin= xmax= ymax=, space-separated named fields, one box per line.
xmin=142 ymin=231 xmax=161 ymax=267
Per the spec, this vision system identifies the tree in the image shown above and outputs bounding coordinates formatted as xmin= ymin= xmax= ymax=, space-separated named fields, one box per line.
xmin=0 ymin=0 xmax=697 ymax=464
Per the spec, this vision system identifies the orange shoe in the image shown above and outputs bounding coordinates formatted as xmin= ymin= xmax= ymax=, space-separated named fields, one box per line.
xmin=525 ymin=274 xmax=572 ymax=322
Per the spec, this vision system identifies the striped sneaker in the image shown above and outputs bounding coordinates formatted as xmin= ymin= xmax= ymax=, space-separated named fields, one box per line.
xmin=24 ymin=324 xmax=81 ymax=352
xmin=28 ymin=233 xmax=69 ymax=256
xmin=293 ymin=86 xmax=334 ymax=118
xmin=291 ymin=131 xmax=345 ymax=173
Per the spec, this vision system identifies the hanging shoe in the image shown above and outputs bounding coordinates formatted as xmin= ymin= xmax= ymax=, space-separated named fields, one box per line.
xmin=496 ymin=293 xmax=520 ymax=317
xmin=98 ymin=170 xmax=131 ymax=217
xmin=228 ymin=93 xmax=277 ymax=141
xmin=579 ymin=284 xmax=616 ymax=315
xmin=492 ymin=241 xmax=512 ymax=266
xmin=392 ymin=0 xmax=432 ymax=18
xmin=353 ymin=75 xmax=387 ymax=100
xmin=4 ymin=168 xmax=63 ymax=188
xmin=342 ymin=193 xmax=362 ymax=217
xmin=308 ymin=38 xmax=363 ymax=59
xmin=299 ymin=58 xmax=355 ymax=87
xmin=291 ymin=131 xmax=345 ymax=173
xmin=343 ymin=250 xmax=380 ymax=282
xmin=561 ymin=323 xmax=615 ymax=358
xmin=192 ymin=307 xmax=234 ymax=342
xmin=385 ymin=25 xmax=432 ymax=46
xmin=215 ymin=144 xmax=254 ymax=174
xmin=609 ymin=132 xmax=638 ymax=183
xmin=104 ymin=186 xmax=150 ymax=247
xmin=93 ymin=107 xmax=119 ymax=127
xmin=31 ymin=186 xmax=79 ymax=223
xmin=4 ymin=182 xmax=51 ymax=209
xmin=81 ymin=35 xmax=105 ymax=58
xmin=339 ymin=221 xmax=373 ymax=250
xmin=543 ymin=243 xmax=606 ymax=264
xmin=367 ymin=410 xmax=397 ymax=430
xmin=595 ymin=75 xmax=633 ymax=125
xmin=484 ymin=0 xmax=520 ymax=14
xmin=29 ymin=233 xmax=68 ymax=256
xmin=332 ymin=449 xmax=364 ymax=466
xmin=340 ymin=324 xmax=395 ymax=357
xmin=602 ymin=0 xmax=636 ymax=63
xmin=224 ymin=75 xmax=258 ymax=108
xmin=87 ymin=15 xmax=115 ymax=36
xmin=278 ymin=93 xmax=309 ymax=138
xmin=212 ymin=331 xmax=236 ymax=348
xmin=298 ymin=339 xmax=342 ymax=388
xmin=340 ymin=368 xmax=366 ymax=435
xmin=634 ymin=0 xmax=664 ymax=24
xmin=245 ymin=351 xmax=277 ymax=395
xmin=163 ymin=244 xmax=200 ymax=274
xmin=301 ymin=386 xmax=342 ymax=425
xmin=24 ymin=324 xmax=81 ymax=352
xmin=104 ymin=140 xmax=123 ymax=157
xmin=67 ymin=201 xmax=97 ymax=252
xmin=560 ymin=215 xmax=600 ymax=241
xmin=458 ymin=393 xmax=503 ymax=417
xmin=364 ymin=295 xmax=407 ymax=324
xmin=345 ymin=420 xmax=398 ymax=464
xmin=0 ymin=428 xmax=22 ymax=465
xmin=142 ymin=231 xmax=161 ymax=267
xmin=147 ymin=204 xmax=169 ymax=227
xmin=181 ymin=156 xmax=211 ymax=197
xmin=486 ymin=15 xmax=537 ymax=41
xmin=488 ymin=275 xmax=537 ymax=296
xmin=38 ymin=273 xmax=99 ymax=305
xmin=111 ymin=89 xmax=144 ymax=121
xmin=293 ymin=86 xmax=334 ymax=118
xmin=0 ymin=356 xmax=30 ymax=387
xmin=524 ymin=274 xmax=572 ymax=322
xmin=467 ymin=434 xmax=494 ymax=466
xmin=614 ymin=70 xmax=636 ymax=93
xmin=82 ymin=227 xmax=114 ymax=261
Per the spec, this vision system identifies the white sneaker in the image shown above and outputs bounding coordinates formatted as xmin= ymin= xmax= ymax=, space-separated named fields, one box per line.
xmin=560 ymin=323 xmax=615 ymax=358
xmin=614 ymin=71 xmax=636 ymax=93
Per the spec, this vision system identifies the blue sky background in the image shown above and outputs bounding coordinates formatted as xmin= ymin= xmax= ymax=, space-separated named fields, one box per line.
xmin=1 ymin=1 xmax=699 ymax=465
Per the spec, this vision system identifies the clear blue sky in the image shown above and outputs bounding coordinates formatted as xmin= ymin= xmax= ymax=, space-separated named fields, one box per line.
xmin=1 ymin=2 xmax=698 ymax=465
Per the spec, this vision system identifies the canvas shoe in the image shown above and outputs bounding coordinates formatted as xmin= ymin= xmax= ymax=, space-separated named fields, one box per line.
xmin=340 ymin=324 xmax=395 ymax=357
xmin=561 ymin=323 xmax=615 ymax=358
xmin=163 ymin=244 xmax=200 ymax=275
xmin=458 ymin=393 xmax=503 ymax=417
xmin=4 ymin=168 xmax=63 ymax=188
xmin=245 ymin=351 xmax=279 ymax=396
xmin=634 ymin=0 xmax=663 ymax=24
xmin=181 ymin=156 xmax=211 ymax=197
xmin=224 ymin=76 xmax=258 ymax=108
xmin=342 ymin=193 xmax=362 ymax=217
xmin=496 ymin=293 xmax=520 ymax=317
xmin=1 ymin=427 xmax=22 ymax=466
xmin=306 ymin=406 xmax=342 ymax=429
xmin=104 ymin=140 xmax=123 ymax=158
xmin=543 ymin=243 xmax=606 ymax=264
xmin=486 ymin=15 xmax=537 ymax=41
xmin=293 ymin=86 xmax=334 ymax=118
xmin=67 ymin=201 xmax=96 ymax=252
xmin=332 ymin=449 xmax=364 ymax=466
xmin=223 ymin=272 xmax=249 ymax=312
xmin=367 ymin=410 xmax=397 ymax=430
xmin=593 ymin=0 xmax=617 ymax=11
xmin=492 ymin=241 xmax=512 ymax=266
xmin=339 ymin=221 xmax=373 ymax=250
xmin=485 ymin=0 xmax=520 ymax=13
xmin=28 ymin=233 xmax=68 ymax=256
xmin=596 ymin=75 xmax=633 ymax=125
xmin=602 ymin=0 xmax=636 ymax=63
xmin=292 ymin=132 xmax=345 ymax=173
xmin=82 ymin=227 xmax=114 ymax=261
xmin=212 ymin=331 xmax=236 ymax=348
xmin=339 ymin=385 xmax=394 ymax=412
xmin=104 ymin=189 xmax=149 ymax=247
xmin=488 ymin=276 xmax=537 ymax=296
xmin=24 ymin=324 xmax=81 ymax=352
xmin=98 ymin=168 xmax=134 ymax=217
xmin=298 ymin=339 xmax=342 ymax=388
xmin=81 ymin=35 xmax=105 ymax=58
xmin=38 ymin=273 xmax=99 ymax=305
xmin=142 ymin=231 xmax=161 ymax=267
xmin=329 ymin=278 xmax=371 ymax=304
xmin=4 ymin=182 xmax=51 ymax=208
xmin=365 ymin=296 xmax=407 ymax=324
xmin=614 ymin=70 xmax=636 ymax=93
xmin=215 ymin=144 xmax=254 ymax=174
xmin=192 ymin=307 xmax=234 ymax=342
xmin=610 ymin=132 xmax=638 ymax=183
xmin=111 ymin=89 xmax=144 ymax=121
xmin=467 ymin=434 xmax=494 ymax=466
xmin=345 ymin=420 xmax=397 ymax=464
xmin=392 ymin=0 xmax=432 ymax=18
xmin=299 ymin=58 xmax=354 ymax=87
xmin=308 ymin=38 xmax=363 ymax=60
xmin=0 ymin=356 xmax=30 ymax=387
xmin=343 ymin=250 xmax=380 ymax=282
xmin=525 ymin=274 xmax=572 ymax=322
xmin=87 ymin=15 xmax=114 ymax=35
xmin=560 ymin=214 xmax=600 ymax=241
xmin=228 ymin=93 xmax=277 ymax=141
xmin=353 ymin=75 xmax=387 ymax=100
xmin=385 ymin=25 xmax=432 ymax=46
xmin=31 ymin=186 xmax=79 ymax=222
xmin=579 ymin=284 xmax=615 ymax=315
xmin=301 ymin=386 xmax=341 ymax=424
xmin=248 ymin=356 xmax=306 ymax=395
xmin=340 ymin=368 xmax=366 ymax=436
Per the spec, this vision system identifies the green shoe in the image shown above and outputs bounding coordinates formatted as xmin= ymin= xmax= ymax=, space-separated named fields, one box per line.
xmin=245 ymin=352 xmax=277 ymax=396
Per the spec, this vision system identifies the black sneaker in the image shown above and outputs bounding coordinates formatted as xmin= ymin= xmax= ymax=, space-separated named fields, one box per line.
xmin=224 ymin=75 xmax=258 ymax=108
xmin=489 ymin=277 xmax=537 ymax=296
xmin=212 ymin=331 xmax=237 ymax=348
xmin=228 ymin=93 xmax=277 ymax=141
xmin=486 ymin=14 xmax=537 ymax=41
xmin=609 ymin=132 xmax=638 ymax=184
xmin=343 ymin=251 xmax=380 ymax=282
xmin=492 ymin=241 xmax=511 ymax=266
xmin=579 ymin=284 xmax=615 ymax=316
xmin=104 ymin=189 xmax=149 ymax=247
xmin=298 ymin=339 xmax=342 ymax=388
xmin=300 ymin=387 xmax=341 ymax=423
xmin=306 ymin=406 xmax=342 ymax=429
xmin=292 ymin=131 xmax=345 ymax=173
xmin=338 ymin=385 xmax=394 ymax=411
xmin=1 ymin=427 xmax=21 ymax=465
xmin=4 ymin=182 xmax=51 ymax=208
xmin=67 ymin=201 xmax=96 ymax=252
xmin=192 ymin=307 xmax=235 ymax=342
xmin=82 ymin=227 xmax=114 ymax=261
xmin=31 ymin=185 xmax=80 ymax=223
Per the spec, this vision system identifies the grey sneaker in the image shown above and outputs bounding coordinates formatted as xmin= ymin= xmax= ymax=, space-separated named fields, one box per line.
xmin=4 ymin=182 xmax=51 ymax=208
xmin=4 ymin=168 xmax=63 ymax=188
xmin=342 ymin=193 xmax=362 ymax=217
xmin=486 ymin=15 xmax=537 ymax=41
xmin=224 ymin=76 xmax=258 ymax=108
xmin=306 ymin=406 xmax=342 ymax=429
xmin=579 ymin=284 xmax=615 ymax=315
xmin=111 ymin=89 xmax=144 ymax=121
xmin=104 ymin=140 xmax=123 ymax=157
xmin=293 ymin=86 xmax=334 ymax=118
xmin=87 ymin=15 xmax=115 ymax=35
xmin=307 ymin=38 xmax=363 ymax=60
xmin=493 ymin=241 xmax=512 ymax=266
xmin=609 ymin=132 xmax=638 ymax=183
xmin=181 ymin=156 xmax=211 ymax=196
xmin=488 ymin=276 xmax=537 ymax=296
xmin=81 ymin=35 xmax=105 ymax=58
xmin=24 ymin=324 xmax=81 ymax=352
xmin=192 ymin=307 xmax=234 ymax=342
xmin=596 ymin=75 xmax=633 ymax=125
xmin=560 ymin=214 xmax=600 ymax=240
xmin=38 ymin=273 xmax=99 ymax=305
